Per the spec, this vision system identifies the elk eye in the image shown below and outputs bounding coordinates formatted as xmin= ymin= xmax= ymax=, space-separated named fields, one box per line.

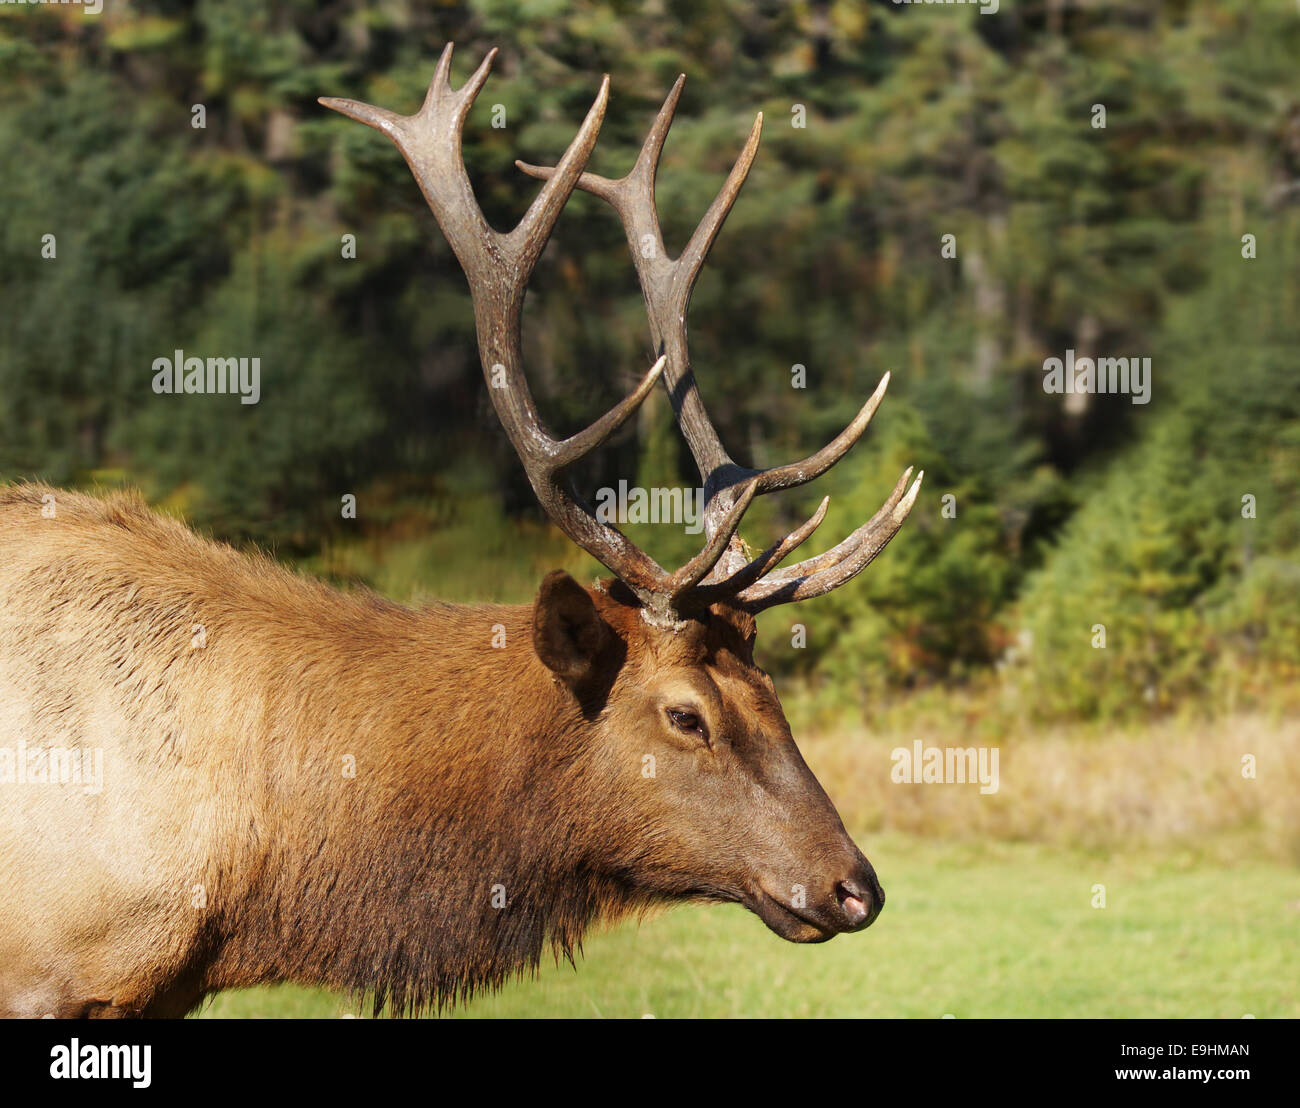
xmin=666 ymin=708 xmax=708 ymax=741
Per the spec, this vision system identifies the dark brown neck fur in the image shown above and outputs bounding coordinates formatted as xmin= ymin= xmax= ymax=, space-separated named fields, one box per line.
xmin=198 ymin=598 xmax=645 ymax=1015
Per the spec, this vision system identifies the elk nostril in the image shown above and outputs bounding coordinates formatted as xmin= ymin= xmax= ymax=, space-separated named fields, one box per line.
xmin=836 ymin=880 xmax=869 ymax=926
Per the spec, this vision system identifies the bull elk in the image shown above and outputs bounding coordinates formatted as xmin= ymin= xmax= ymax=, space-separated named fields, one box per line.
xmin=0 ymin=45 xmax=922 ymax=1018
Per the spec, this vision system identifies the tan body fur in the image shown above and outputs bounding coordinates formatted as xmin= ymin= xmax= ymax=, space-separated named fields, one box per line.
xmin=0 ymin=484 xmax=648 ymax=1016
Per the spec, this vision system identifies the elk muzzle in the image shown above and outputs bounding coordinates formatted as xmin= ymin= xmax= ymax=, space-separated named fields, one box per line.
xmin=747 ymin=847 xmax=885 ymax=944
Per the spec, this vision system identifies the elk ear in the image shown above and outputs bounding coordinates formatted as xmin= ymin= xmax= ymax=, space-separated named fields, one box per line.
xmin=532 ymin=571 xmax=608 ymax=684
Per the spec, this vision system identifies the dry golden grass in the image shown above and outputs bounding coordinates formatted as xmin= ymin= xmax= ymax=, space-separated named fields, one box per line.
xmin=794 ymin=691 xmax=1300 ymax=864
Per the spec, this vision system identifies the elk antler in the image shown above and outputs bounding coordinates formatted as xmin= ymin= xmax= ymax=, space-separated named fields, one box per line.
xmin=518 ymin=74 xmax=924 ymax=613
xmin=322 ymin=47 xmax=921 ymax=623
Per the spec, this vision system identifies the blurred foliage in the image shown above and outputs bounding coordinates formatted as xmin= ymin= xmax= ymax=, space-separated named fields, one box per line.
xmin=1014 ymin=226 xmax=1300 ymax=718
xmin=1 ymin=0 xmax=1297 ymax=719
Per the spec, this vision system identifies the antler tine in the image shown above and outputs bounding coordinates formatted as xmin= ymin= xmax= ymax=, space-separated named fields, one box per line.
xmin=664 ymin=478 xmax=759 ymax=598
xmin=321 ymin=44 xmax=500 ymax=281
xmin=752 ymin=372 xmax=892 ymax=495
xmin=735 ymin=468 xmax=924 ymax=611
xmin=323 ymin=47 xmax=683 ymax=605
xmin=687 ymin=495 xmax=830 ymax=607
xmin=676 ymin=110 xmax=764 ymax=302
xmin=551 ymin=355 xmax=666 ymax=466
xmin=759 ymin=466 xmax=914 ymax=581
xmin=509 ymin=78 xmax=612 ymax=277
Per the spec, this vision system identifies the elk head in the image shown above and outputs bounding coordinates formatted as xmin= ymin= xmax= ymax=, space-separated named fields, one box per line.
xmin=321 ymin=46 xmax=922 ymax=942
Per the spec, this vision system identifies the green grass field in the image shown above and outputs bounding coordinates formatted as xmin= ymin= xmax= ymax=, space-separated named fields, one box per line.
xmin=194 ymin=832 xmax=1300 ymax=1019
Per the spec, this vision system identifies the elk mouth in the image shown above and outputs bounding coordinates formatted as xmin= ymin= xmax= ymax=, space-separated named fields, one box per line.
xmin=747 ymin=889 xmax=839 ymax=944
